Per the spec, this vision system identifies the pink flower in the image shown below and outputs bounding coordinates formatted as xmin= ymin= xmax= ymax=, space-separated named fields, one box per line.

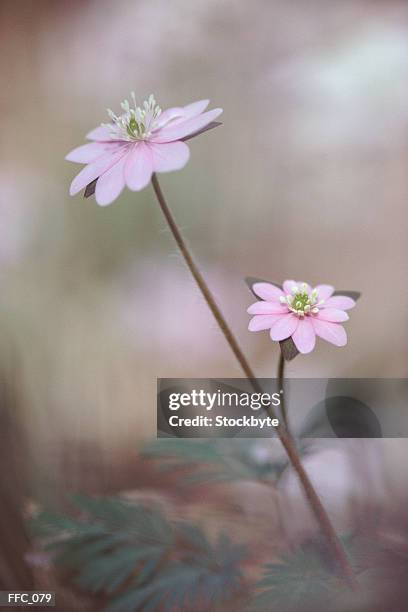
xmin=247 ymin=280 xmax=356 ymax=355
xmin=66 ymin=94 xmax=222 ymax=206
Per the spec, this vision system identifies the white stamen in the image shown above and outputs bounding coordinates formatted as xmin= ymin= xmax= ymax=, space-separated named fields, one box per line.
xmin=103 ymin=93 xmax=162 ymax=141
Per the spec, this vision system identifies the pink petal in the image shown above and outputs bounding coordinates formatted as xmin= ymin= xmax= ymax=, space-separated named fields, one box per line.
xmin=181 ymin=99 xmax=210 ymax=119
xmin=323 ymin=296 xmax=356 ymax=311
xmin=252 ymin=282 xmax=284 ymax=301
xmin=292 ymin=318 xmax=316 ymax=354
xmin=152 ymin=108 xmax=223 ymax=143
xmin=125 ymin=142 xmax=153 ymax=191
xmin=315 ymin=308 xmax=349 ymax=323
xmin=311 ymin=319 xmax=347 ymax=347
xmin=248 ymin=314 xmax=283 ymax=332
xmin=69 ymin=147 xmax=128 ymax=196
xmin=247 ymin=301 xmax=288 ymax=315
xmin=155 ymin=107 xmax=185 ymax=129
xmin=314 ymin=284 xmax=334 ymax=301
xmin=270 ymin=314 xmax=299 ymax=341
xmin=86 ymin=125 xmax=114 ymax=141
xmin=149 ymin=141 xmax=190 ymax=173
xmin=282 ymin=280 xmax=310 ymax=294
xmin=95 ymin=155 xmax=127 ymax=206
xmin=156 ymin=101 xmax=210 ymax=130
xmin=282 ymin=280 xmax=297 ymax=294
xmin=66 ymin=142 xmax=119 ymax=164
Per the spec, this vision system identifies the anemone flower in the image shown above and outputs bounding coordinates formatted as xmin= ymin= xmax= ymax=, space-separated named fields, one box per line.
xmin=66 ymin=94 xmax=222 ymax=206
xmin=247 ymin=280 xmax=357 ymax=355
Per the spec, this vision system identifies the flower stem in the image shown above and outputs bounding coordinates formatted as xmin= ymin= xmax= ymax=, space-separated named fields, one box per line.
xmin=150 ymin=173 xmax=357 ymax=589
xmin=277 ymin=352 xmax=289 ymax=430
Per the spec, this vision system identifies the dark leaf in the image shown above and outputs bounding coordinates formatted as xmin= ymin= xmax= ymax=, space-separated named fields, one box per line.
xmin=333 ymin=290 xmax=361 ymax=301
xmin=325 ymin=396 xmax=382 ymax=438
xmin=279 ymin=337 xmax=299 ymax=361
xmin=181 ymin=121 xmax=222 ymax=142
xmin=84 ymin=179 xmax=97 ymax=198
xmin=300 ymin=396 xmax=382 ymax=438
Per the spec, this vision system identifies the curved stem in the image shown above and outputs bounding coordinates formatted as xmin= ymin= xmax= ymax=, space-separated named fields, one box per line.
xmin=150 ymin=173 xmax=357 ymax=589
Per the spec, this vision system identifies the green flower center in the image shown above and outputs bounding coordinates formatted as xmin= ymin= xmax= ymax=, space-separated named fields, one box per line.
xmin=103 ymin=93 xmax=162 ymax=141
xmin=291 ymin=290 xmax=312 ymax=313
xmin=280 ymin=283 xmax=323 ymax=317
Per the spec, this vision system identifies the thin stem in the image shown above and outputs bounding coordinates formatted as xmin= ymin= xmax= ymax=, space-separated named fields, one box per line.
xmin=150 ymin=173 xmax=357 ymax=589
xmin=277 ymin=352 xmax=288 ymax=430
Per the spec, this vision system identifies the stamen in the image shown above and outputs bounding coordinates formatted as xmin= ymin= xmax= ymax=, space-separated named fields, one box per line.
xmin=283 ymin=282 xmax=322 ymax=317
xmin=103 ymin=93 xmax=162 ymax=141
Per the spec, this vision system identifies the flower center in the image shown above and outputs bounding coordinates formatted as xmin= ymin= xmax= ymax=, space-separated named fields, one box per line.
xmin=280 ymin=283 xmax=324 ymax=317
xmin=104 ymin=93 xmax=162 ymax=141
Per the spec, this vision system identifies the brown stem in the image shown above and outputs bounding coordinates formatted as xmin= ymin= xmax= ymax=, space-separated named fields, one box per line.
xmin=277 ymin=351 xmax=289 ymax=431
xmin=151 ymin=173 xmax=357 ymax=589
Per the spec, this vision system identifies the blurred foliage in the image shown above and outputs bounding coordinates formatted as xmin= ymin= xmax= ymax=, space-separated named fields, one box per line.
xmin=248 ymin=535 xmax=408 ymax=612
xmin=142 ymin=439 xmax=288 ymax=484
xmin=31 ymin=495 xmax=246 ymax=611
xmin=249 ymin=544 xmax=345 ymax=611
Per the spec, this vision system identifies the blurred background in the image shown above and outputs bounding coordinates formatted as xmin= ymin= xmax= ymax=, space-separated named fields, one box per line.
xmin=1 ymin=0 xmax=408 ymax=609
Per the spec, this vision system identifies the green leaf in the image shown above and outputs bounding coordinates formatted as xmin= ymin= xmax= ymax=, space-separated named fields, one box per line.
xmin=250 ymin=546 xmax=343 ymax=611
xmin=143 ymin=439 xmax=280 ymax=485
xmin=76 ymin=547 xmax=154 ymax=593
xmin=32 ymin=496 xmax=245 ymax=611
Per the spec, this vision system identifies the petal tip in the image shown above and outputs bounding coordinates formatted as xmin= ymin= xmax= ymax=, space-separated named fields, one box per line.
xmin=69 ymin=182 xmax=78 ymax=196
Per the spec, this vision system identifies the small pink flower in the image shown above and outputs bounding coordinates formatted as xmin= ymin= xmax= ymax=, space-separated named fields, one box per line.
xmin=66 ymin=94 xmax=222 ymax=206
xmin=247 ymin=280 xmax=356 ymax=355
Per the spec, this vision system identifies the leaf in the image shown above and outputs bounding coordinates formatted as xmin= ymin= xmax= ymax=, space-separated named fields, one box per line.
xmin=181 ymin=121 xmax=222 ymax=142
xmin=300 ymin=395 xmax=382 ymax=439
xmin=84 ymin=178 xmax=97 ymax=198
xmin=176 ymin=522 xmax=213 ymax=557
xmin=325 ymin=396 xmax=382 ymax=438
xmin=333 ymin=290 xmax=361 ymax=301
xmin=143 ymin=438 xmax=278 ymax=485
xmin=250 ymin=545 xmax=343 ymax=611
xmin=33 ymin=496 xmax=245 ymax=612
xmin=77 ymin=547 xmax=160 ymax=594
xmin=106 ymin=558 xmax=239 ymax=612
xmin=52 ymin=533 xmax=127 ymax=566
xmin=279 ymin=337 xmax=299 ymax=361
xmin=30 ymin=510 xmax=95 ymax=537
